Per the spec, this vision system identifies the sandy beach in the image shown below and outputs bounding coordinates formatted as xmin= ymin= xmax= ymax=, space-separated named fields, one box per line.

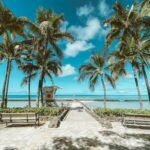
xmin=0 ymin=102 xmax=150 ymax=150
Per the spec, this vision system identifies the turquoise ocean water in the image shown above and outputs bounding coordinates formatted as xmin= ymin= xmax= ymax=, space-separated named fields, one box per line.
xmin=0 ymin=95 xmax=149 ymax=109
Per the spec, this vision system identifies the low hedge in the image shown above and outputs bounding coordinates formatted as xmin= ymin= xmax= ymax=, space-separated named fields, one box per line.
xmin=94 ymin=108 xmax=150 ymax=117
xmin=0 ymin=107 xmax=64 ymax=116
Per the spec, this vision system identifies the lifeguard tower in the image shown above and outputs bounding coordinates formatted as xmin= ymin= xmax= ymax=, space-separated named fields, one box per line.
xmin=43 ymin=86 xmax=60 ymax=106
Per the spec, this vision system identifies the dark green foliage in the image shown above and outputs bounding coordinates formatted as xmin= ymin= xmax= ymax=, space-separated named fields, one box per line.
xmin=0 ymin=107 xmax=64 ymax=116
xmin=94 ymin=108 xmax=150 ymax=117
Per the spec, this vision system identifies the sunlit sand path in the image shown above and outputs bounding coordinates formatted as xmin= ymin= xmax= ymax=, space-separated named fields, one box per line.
xmin=0 ymin=101 xmax=150 ymax=150
xmin=58 ymin=101 xmax=102 ymax=137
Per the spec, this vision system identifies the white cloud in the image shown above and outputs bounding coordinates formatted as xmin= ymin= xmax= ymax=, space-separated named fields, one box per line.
xmin=77 ymin=5 xmax=94 ymax=16
xmin=59 ymin=64 xmax=76 ymax=77
xmin=62 ymin=12 xmax=109 ymax=58
xmin=60 ymin=21 xmax=69 ymax=32
xmin=125 ymin=73 xmax=133 ymax=79
xmin=98 ymin=0 xmax=112 ymax=17
xmin=64 ymin=40 xmax=94 ymax=57
xmin=64 ymin=17 xmax=108 ymax=57
xmin=69 ymin=17 xmax=101 ymax=41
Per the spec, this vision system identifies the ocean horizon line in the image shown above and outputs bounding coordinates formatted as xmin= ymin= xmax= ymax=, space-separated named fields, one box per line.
xmin=0 ymin=94 xmax=148 ymax=96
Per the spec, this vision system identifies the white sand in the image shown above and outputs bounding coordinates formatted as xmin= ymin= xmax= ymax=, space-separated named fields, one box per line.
xmin=0 ymin=102 xmax=149 ymax=150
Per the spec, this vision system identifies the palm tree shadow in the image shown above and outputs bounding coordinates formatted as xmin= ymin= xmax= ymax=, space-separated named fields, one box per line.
xmin=4 ymin=147 xmax=18 ymax=150
xmin=50 ymin=137 xmax=129 ymax=150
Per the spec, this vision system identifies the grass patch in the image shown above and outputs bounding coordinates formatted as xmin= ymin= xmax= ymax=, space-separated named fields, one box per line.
xmin=0 ymin=107 xmax=64 ymax=116
xmin=94 ymin=108 xmax=150 ymax=117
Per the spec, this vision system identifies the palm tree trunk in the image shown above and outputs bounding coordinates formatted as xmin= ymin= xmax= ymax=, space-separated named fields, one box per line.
xmin=132 ymin=65 xmax=143 ymax=110
xmin=2 ymin=59 xmax=11 ymax=108
xmin=142 ymin=65 xmax=150 ymax=101
xmin=36 ymin=70 xmax=43 ymax=107
xmin=28 ymin=76 xmax=31 ymax=107
xmin=40 ymin=73 xmax=44 ymax=107
xmin=40 ymin=86 xmax=44 ymax=106
xmin=45 ymin=38 xmax=48 ymax=52
xmin=36 ymin=80 xmax=41 ymax=107
xmin=1 ymin=60 xmax=9 ymax=108
xmin=101 ymin=75 xmax=107 ymax=109
xmin=36 ymin=81 xmax=41 ymax=107
xmin=5 ymin=60 xmax=11 ymax=108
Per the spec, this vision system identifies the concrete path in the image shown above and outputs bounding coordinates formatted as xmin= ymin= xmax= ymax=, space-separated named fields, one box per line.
xmin=57 ymin=101 xmax=102 ymax=137
xmin=0 ymin=101 xmax=150 ymax=150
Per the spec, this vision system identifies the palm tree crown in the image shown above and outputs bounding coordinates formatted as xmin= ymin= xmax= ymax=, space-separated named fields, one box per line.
xmin=79 ymin=53 xmax=115 ymax=108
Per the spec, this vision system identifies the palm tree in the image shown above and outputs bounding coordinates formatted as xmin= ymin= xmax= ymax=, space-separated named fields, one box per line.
xmin=31 ymin=48 xmax=62 ymax=107
xmin=0 ymin=38 xmax=28 ymax=108
xmin=104 ymin=1 xmax=140 ymax=47
xmin=134 ymin=38 xmax=150 ymax=101
xmin=104 ymin=1 xmax=150 ymax=103
xmin=104 ymin=1 xmax=150 ymax=52
xmin=78 ymin=53 xmax=115 ymax=109
xmin=28 ymin=8 xmax=73 ymax=106
xmin=0 ymin=2 xmax=35 ymax=108
xmin=29 ymin=7 xmax=73 ymax=58
xmin=20 ymin=62 xmax=38 ymax=107
xmin=108 ymin=36 xmax=145 ymax=109
xmin=139 ymin=0 xmax=150 ymax=17
xmin=138 ymin=0 xmax=150 ymax=101
xmin=0 ymin=2 xmax=27 ymax=38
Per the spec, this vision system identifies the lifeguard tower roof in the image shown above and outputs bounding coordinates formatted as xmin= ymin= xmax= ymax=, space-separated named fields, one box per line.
xmin=43 ymin=86 xmax=61 ymax=94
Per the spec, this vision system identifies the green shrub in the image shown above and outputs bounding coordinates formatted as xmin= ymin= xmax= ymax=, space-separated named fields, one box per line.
xmin=94 ymin=108 xmax=150 ymax=117
xmin=0 ymin=107 xmax=64 ymax=116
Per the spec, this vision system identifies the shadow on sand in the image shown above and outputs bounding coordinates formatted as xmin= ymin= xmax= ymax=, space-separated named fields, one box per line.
xmin=51 ymin=137 xmax=128 ymax=150
xmin=40 ymin=133 xmax=150 ymax=150
xmin=3 ymin=132 xmax=150 ymax=150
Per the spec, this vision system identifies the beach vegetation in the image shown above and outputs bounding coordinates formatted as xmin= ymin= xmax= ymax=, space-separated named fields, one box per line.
xmin=0 ymin=107 xmax=64 ymax=116
xmin=78 ymin=53 xmax=116 ymax=109
xmin=94 ymin=108 xmax=150 ymax=117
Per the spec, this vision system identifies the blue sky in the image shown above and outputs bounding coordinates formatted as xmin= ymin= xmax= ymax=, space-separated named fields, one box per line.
xmin=0 ymin=0 xmax=149 ymax=95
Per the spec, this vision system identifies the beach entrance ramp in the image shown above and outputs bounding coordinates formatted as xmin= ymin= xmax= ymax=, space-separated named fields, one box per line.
xmin=43 ymin=86 xmax=60 ymax=106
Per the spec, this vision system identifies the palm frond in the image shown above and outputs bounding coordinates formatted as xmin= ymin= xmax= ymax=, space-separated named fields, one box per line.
xmin=106 ymin=29 xmax=120 ymax=47
xmin=46 ymin=70 xmax=54 ymax=84
xmin=91 ymin=54 xmax=105 ymax=68
xmin=113 ymin=2 xmax=127 ymax=20
xmin=89 ymin=73 xmax=99 ymax=91
xmin=105 ymin=73 xmax=116 ymax=89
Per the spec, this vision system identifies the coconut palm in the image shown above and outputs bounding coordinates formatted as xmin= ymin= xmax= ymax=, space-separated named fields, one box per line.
xmin=27 ymin=8 xmax=73 ymax=106
xmin=20 ymin=62 xmax=38 ymax=107
xmin=109 ymin=52 xmax=143 ymax=109
xmin=135 ymin=38 xmax=150 ymax=101
xmin=139 ymin=0 xmax=150 ymax=17
xmin=104 ymin=1 xmax=150 ymax=48
xmin=0 ymin=37 xmax=28 ymax=108
xmin=78 ymin=53 xmax=115 ymax=109
xmin=29 ymin=7 xmax=73 ymax=58
xmin=104 ymin=1 xmax=140 ymax=47
xmin=0 ymin=2 xmax=27 ymax=38
xmin=104 ymin=1 xmax=150 ymax=103
xmin=108 ymin=36 xmax=147 ymax=109
xmin=0 ymin=2 xmax=36 ymax=108
xmin=119 ymin=34 xmax=150 ymax=101
xmin=31 ymin=48 xmax=62 ymax=107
